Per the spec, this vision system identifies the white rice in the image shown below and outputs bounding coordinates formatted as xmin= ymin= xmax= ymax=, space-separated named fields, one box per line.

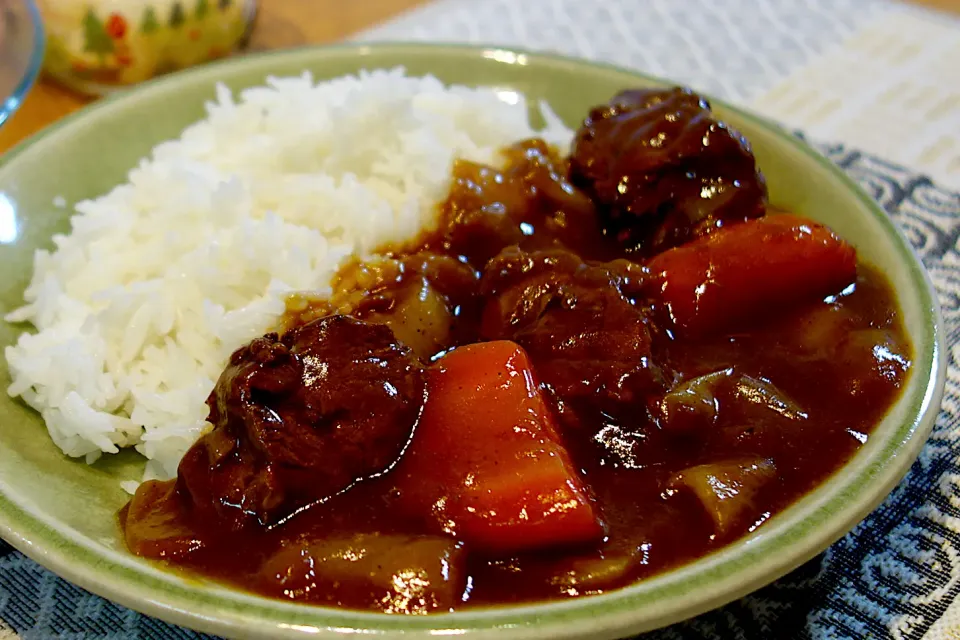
xmin=4 ymin=68 xmax=574 ymax=487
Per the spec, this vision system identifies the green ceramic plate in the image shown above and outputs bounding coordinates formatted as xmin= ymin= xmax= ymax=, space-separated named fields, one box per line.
xmin=0 ymin=44 xmax=946 ymax=639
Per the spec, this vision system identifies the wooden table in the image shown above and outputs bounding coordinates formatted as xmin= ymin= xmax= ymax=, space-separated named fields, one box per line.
xmin=1 ymin=0 xmax=958 ymax=153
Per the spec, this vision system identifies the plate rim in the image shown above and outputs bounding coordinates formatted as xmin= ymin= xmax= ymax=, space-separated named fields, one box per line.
xmin=0 ymin=41 xmax=947 ymax=639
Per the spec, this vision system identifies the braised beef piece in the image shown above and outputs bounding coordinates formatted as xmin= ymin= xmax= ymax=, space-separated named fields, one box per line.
xmin=435 ymin=139 xmax=611 ymax=267
xmin=569 ymin=87 xmax=767 ymax=255
xmin=479 ymin=247 xmax=670 ymax=439
xmin=177 ymin=316 xmax=425 ymax=530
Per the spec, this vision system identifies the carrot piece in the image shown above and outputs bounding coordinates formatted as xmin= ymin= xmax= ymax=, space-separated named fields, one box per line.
xmin=647 ymin=214 xmax=856 ymax=337
xmin=396 ymin=340 xmax=604 ymax=554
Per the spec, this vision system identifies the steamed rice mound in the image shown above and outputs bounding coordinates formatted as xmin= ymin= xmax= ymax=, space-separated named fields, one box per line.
xmin=4 ymin=69 xmax=573 ymax=486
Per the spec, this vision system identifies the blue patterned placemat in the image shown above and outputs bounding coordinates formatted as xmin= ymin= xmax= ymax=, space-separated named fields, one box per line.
xmin=1 ymin=141 xmax=959 ymax=639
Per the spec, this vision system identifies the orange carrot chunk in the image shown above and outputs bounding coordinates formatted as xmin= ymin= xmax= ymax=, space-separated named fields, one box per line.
xmin=396 ymin=340 xmax=604 ymax=554
xmin=647 ymin=214 xmax=856 ymax=337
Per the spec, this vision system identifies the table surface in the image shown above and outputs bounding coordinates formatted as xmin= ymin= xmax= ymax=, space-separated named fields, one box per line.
xmin=0 ymin=0 xmax=957 ymax=154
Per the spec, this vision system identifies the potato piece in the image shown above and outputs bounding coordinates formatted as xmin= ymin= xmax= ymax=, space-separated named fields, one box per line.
xmin=122 ymin=480 xmax=206 ymax=559
xmin=667 ymin=458 xmax=777 ymax=535
xmin=548 ymin=551 xmax=639 ymax=593
xmin=258 ymin=533 xmax=466 ymax=613
xmin=838 ymin=328 xmax=911 ymax=390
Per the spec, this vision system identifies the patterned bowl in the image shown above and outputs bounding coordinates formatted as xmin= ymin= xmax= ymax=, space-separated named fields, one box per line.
xmin=0 ymin=43 xmax=946 ymax=638
xmin=37 ymin=0 xmax=255 ymax=95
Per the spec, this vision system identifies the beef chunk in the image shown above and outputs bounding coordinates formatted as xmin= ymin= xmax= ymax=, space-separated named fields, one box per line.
xmin=569 ymin=87 xmax=767 ymax=255
xmin=178 ymin=316 xmax=425 ymax=530
xmin=479 ymin=247 xmax=669 ymax=426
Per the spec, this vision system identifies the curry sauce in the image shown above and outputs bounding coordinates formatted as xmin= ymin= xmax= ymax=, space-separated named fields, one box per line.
xmin=119 ymin=87 xmax=911 ymax=613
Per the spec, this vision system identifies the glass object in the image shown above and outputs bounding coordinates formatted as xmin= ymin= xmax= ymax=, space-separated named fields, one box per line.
xmin=0 ymin=0 xmax=45 ymax=127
